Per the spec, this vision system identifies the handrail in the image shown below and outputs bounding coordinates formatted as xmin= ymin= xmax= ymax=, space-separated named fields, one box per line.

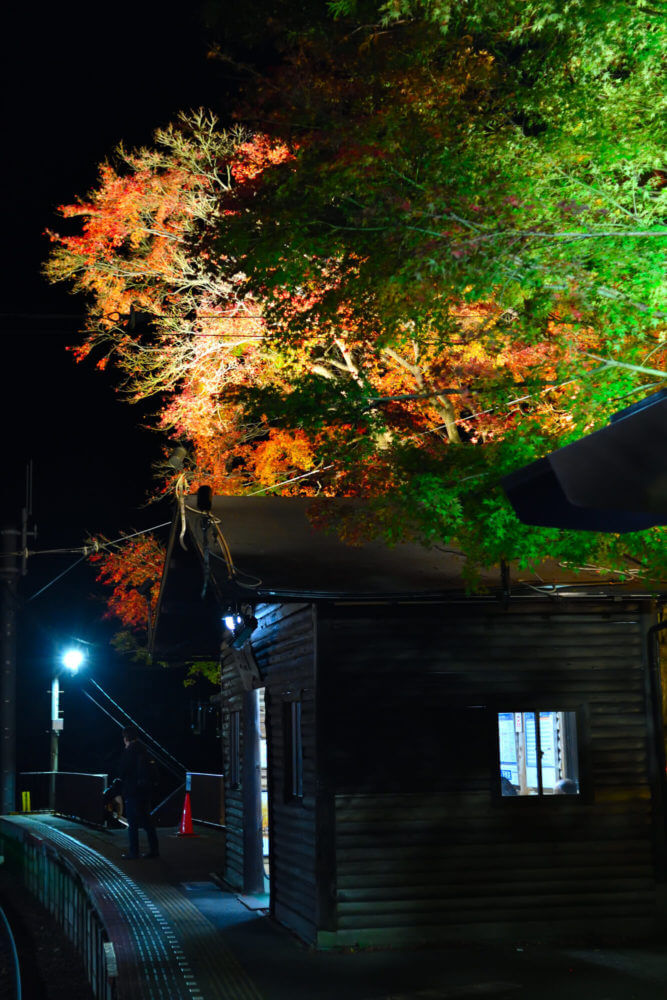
xmin=20 ymin=770 xmax=108 ymax=777
xmin=1 ymin=819 xmax=114 ymax=999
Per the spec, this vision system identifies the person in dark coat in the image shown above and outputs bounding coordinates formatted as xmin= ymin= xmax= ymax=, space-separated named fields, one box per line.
xmin=118 ymin=726 xmax=159 ymax=859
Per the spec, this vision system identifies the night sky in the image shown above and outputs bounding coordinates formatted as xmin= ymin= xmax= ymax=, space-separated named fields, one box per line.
xmin=1 ymin=2 xmax=230 ymax=780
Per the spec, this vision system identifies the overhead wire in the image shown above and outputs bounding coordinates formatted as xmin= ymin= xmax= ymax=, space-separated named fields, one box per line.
xmin=209 ymin=549 xmax=263 ymax=589
xmin=246 ymin=464 xmax=336 ymax=496
xmin=27 ymin=555 xmax=87 ymax=602
xmin=81 ymin=690 xmax=187 ymax=814
xmin=13 ymin=358 xmax=657 ymax=596
xmin=82 ymin=689 xmax=129 ymax=731
xmin=94 ymin=521 xmax=173 ymax=550
xmin=183 ymin=503 xmax=262 ymax=589
xmin=0 ymin=311 xmax=265 ymax=337
xmin=15 ymin=521 xmax=172 ymax=602
xmin=8 ymin=330 xmax=662 ymax=606
xmin=8 ymin=520 xmax=173 ymax=561
xmin=175 ymin=474 xmax=189 ymax=550
xmin=88 ymin=677 xmax=186 ymax=777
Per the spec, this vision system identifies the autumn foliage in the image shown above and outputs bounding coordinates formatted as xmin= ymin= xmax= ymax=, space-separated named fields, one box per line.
xmin=89 ymin=534 xmax=165 ymax=631
xmin=44 ymin=4 xmax=667 ymax=582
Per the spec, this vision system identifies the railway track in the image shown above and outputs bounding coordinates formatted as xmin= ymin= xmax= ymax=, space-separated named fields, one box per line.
xmin=0 ymin=902 xmax=22 ymax=1000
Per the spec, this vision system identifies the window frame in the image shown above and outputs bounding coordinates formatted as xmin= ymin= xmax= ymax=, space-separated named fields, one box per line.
xmin=283 ymin=697 xmax=304 ymax=803
xmin=493 ymin=703 xmax=588 ymax=802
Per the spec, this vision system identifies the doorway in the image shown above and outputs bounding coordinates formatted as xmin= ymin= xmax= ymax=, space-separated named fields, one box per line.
xmin=260 ymin=689 xmax=270 ymax=889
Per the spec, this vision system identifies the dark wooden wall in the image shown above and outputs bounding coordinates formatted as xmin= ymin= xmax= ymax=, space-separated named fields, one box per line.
xmin=251 ymin=603 xmax=319 ymax=944
xmin=316 ymin=599 xmax=662 ymax=947
xmin=220 ymin=648 xmax=246 ymax=890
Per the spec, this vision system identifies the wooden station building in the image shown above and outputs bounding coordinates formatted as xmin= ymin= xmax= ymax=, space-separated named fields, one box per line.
xmin=177 ymin=496 xmax=667 ymax=948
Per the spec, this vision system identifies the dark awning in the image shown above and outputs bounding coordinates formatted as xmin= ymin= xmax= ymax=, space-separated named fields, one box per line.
xmin=502 ymin=390 xmax=667 ymax=531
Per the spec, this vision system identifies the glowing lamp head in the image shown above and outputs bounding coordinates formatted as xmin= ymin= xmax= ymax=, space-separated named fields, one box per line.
xmin=62 ymin=648 xmax=85 ymax=674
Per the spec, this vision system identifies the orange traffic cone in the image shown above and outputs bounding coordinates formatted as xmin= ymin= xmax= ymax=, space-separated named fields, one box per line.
xmin=177 ymin=790 xmax=197 ymax=837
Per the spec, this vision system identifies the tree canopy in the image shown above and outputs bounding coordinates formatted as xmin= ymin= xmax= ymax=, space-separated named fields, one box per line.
xmin=45 ymin=1 xmax=667 ymax=585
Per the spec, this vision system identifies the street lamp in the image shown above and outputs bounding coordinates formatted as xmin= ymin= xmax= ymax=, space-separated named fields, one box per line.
xmin=49 ymin=647 xmax=86 ymax=810
xmin=62 ymin=648 xmax=85 ymax=674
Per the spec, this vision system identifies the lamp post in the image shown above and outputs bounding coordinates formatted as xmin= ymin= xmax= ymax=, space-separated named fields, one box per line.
xmin=1 ymin=526 xmax=20 ymax=814
xmin=49 ymin=647 xmax=85 ymax=811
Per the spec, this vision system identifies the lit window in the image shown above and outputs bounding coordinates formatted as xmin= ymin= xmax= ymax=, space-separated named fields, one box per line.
xmin=498 ymin=710 xmax=580 ymax=797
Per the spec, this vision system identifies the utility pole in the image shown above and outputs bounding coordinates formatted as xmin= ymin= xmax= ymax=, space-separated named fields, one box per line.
xmin=1 ymin=465 xmax=36 ymax=814
xmin=1 ymin=525 xmax=20 ymax=813
xmin=49 ymin=676 xmax=62 ymax=811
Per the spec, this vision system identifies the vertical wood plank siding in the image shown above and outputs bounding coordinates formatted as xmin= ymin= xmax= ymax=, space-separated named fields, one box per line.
xmin=252 ymin=604 xmax=318 ymax=944
xmin=318 ymin=601 xmax=660 ymax=945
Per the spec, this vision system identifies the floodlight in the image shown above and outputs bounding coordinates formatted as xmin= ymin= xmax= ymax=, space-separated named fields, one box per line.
xmin=62 ymin=648 xmax=85 ymax=674
xmin=230 ymin=614 xmax=258 ymax=650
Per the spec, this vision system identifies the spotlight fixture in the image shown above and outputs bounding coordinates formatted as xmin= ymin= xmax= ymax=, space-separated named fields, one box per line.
xmin=223 ymin=607 xmax=257 ymax=649
xmin=167 ymin=445 xmax=188 ymax=470
xmin=197 ymin=484 xmax=213 ymax=512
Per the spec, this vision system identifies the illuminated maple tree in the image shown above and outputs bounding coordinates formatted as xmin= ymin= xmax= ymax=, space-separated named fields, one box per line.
xmin=88 ymin=534 xmax=165 ymax=632
xmin=45 ymin=112 xmax=296 ymax=494
xmin=215 ymin=0 xmax=667 ymax=573
xmin=45 ymin=4 xmax=667 ymax=583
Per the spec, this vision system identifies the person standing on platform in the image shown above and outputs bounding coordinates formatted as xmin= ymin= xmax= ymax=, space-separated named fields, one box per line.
xmin=119 ymin=727 xmax=159 ymax=859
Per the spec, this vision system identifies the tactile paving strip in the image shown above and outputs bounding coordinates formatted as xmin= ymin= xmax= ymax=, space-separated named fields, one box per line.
xmin=148 ymin=881 xmax=264 ymax=1000
xmin=5 ymin=816 xmax=265 ymax=1000
xmin=7 ymin=816 xmax=200 ymax=1000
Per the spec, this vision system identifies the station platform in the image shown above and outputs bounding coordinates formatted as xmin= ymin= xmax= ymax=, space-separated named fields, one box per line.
xmin=3 ymin=812 xmax=667 ymax=1000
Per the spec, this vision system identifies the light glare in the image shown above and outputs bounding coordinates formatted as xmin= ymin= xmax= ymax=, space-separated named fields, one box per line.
xmin=62 ymin=648 xmax=85 ymax=673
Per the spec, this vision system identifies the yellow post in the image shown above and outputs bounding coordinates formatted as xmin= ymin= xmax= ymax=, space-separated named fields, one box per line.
xmin=21 ymin=791 xmax=31 ymax=812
